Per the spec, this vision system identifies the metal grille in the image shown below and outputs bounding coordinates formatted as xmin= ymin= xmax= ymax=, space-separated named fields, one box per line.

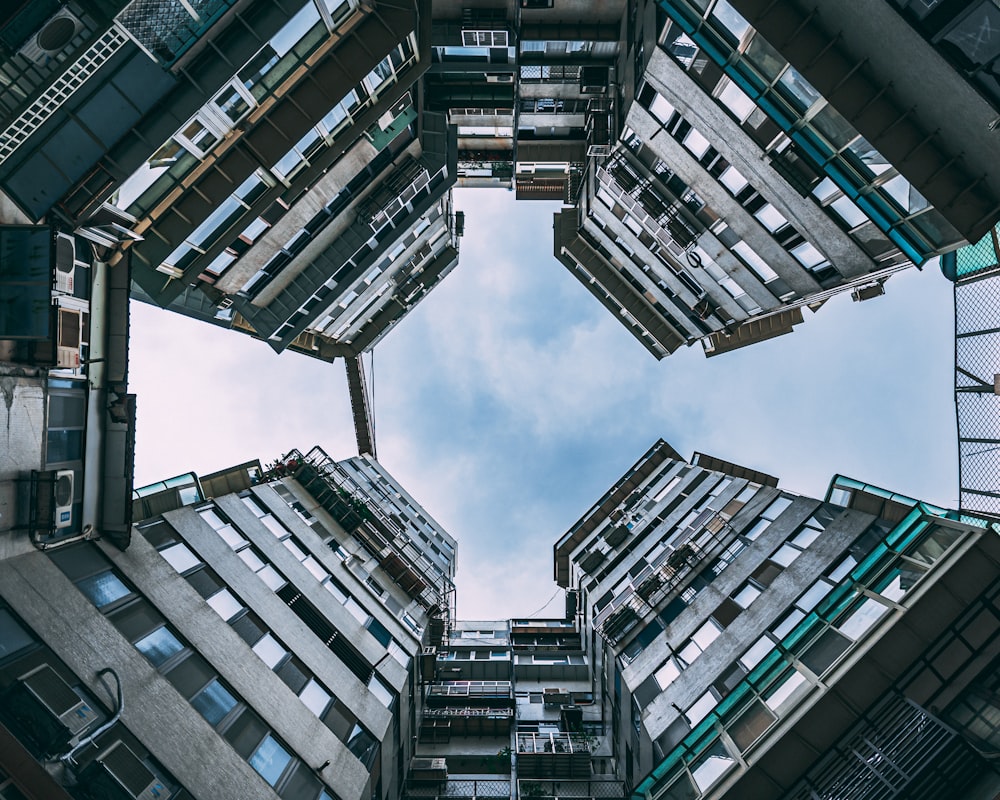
xmin=953 ymin=233 xmax=1000 ymax=522
xmin=0 ymin=27 xmax=128 ymax=165
xmin=782 ymin=694 xmax=977 ymax=800
xmin=517 ymin=780 xmax=625 ymax=798
xmin=117 ymin=0 xmax=232 ymax=64
xmin=406 ymin=779 xmax=510 ymax=798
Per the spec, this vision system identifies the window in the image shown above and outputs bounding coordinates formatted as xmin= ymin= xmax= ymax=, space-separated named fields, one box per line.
xmin=135 ymin=627 xmax=184 ymax=667
xmin=0 ymin=609 xmax=35 ymax=661
xmin=249 ymin=734 xmax=293 ymax=787
xmin=77 ymin=571 xmax=132 ymax=609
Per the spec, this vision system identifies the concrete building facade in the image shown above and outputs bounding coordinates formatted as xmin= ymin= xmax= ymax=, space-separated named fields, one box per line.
xmin=555 ymin=440 xmax=1000 ymax=800
xmin=5 ymin=0 xmax=1000 ymax=364
xmin=0 ymin=448 xmax=455 ymax=800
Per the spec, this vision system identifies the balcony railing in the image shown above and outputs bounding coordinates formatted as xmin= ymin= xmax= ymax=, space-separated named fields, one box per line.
xmin=517 ymin=779 xmax=625 ymax=798
xmin=593 ymin=511 xmax=734 ymax=645
xmin=405 ymin=780 xmax=511 ymax=799
xmin=270 ymin=448 xmax=454 ymax=614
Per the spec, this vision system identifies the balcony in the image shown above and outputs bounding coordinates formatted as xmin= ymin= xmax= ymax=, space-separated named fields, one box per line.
xmin=428 ymin=682 xmax=514 ymax=707
xmin=593 ymin=512 xmax=734 ymax=645
xmin=405 ymin=779 xmax=511 ymax=799
xmin=276 ymin=447 xmax=454 ymax=613
xmin=420 ymin=707 xmax=514 ymax=740
xmin=517 ymin=780 xmax=625 ymax=798
xmin=516 ymin=733 xmax=593 ymax=779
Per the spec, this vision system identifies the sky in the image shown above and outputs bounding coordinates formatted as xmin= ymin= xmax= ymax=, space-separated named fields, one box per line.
xmin=128 ymin=187 xmax=957 ymax=621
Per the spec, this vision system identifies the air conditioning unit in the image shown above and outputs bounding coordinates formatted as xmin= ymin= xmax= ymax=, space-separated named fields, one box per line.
xmin=543 ymin=688 xmax=571 ymax=706
xmin=851 ymin=282 xmax=885 ymax=302
xmin=54 ymin=232 xmax=76 ymax=294
xmin=486 ymin=73 xmax=514 ymax=84
xmin=53 ymin=469 xmax=74 ymax=529
xmin=18 ymin=664 xmax=98 ymax=735
xmin=580 ymin=66 xmax=609 ymax=95
xmin=409 ymin=757 xmax=448 ymax=783
xmin=78 ymin=740 xmax=166 ymax=800
xmin=56 ymin=307 xmax=83 ymax=369
xmin=19 ymin=8 xmax=84 ymax=66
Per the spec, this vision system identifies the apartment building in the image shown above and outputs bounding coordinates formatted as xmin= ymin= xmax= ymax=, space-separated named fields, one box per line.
xmin=0 ymin=0 xmax=464 ymax=362
xmin=556 ymin=440 xmax=1000 ymax=799
xmin=554 ymin=0 xmax=1000 ymax=358
xmin=0 ymin=447 xmax=456 ymax=800
xmin=427 ymin=0 xmax=623 ymax=200
xmin=407 ymin=614 xmax=625 ymax=800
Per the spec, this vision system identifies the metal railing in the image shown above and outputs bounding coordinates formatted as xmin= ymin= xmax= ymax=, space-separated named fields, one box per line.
xmin=405 ymin=780 xmax=511 ymax=798
xmin=942 ymin=228 xmax=1000 ymax=523
xmin=517 ymin=780 xmax=625 ymax=798
xmin=593 ymin=512 xmax=734 ymax=645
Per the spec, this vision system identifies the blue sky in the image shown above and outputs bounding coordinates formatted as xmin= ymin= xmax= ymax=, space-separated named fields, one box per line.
xmin=129 ymin=188 xmax=957 ymax=620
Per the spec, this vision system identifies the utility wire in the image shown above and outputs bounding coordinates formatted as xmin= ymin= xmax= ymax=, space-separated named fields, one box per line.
xmin=523 ymin=588 xmax=562 ymax=619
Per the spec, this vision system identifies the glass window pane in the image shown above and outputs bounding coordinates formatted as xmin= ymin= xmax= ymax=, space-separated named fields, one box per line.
xmin=837 ymin=596 xmax=890 ymax=639
xmin=764 ymin=669 xmax=807 ymax=712
xmin=135 ymin=626 xmax=184 ymax=667
xmin=302 ymin=557 xmax=326 ymax=581
xmin=0 ymin=609 xmax=35 ymax=659
xmin=718 ymin=79 xmax=755 ymax=122
xmin=261 ymin=515 xmax=287 ymax=538
xmin=683 ymin=128 xmax=711 ymax=159
xmin=253 ymin=634 xmax=288 ymax=669
xmin=685 ymin=690 xmax=717 ymax=726
xmin=739 ymin=636 xmax=773 ymax=670
xmin=77 ymin=571 xmax=131 ymax=608
xmin=160 ymin=543 xmax=201 ymax=573
xmin=744 ymin=519 xmax=770 ymax=541
xmin=655 ymin=659 xmax=681 ymax=690
xmin=258 ymin=566 xmax=286 ymax=591
xmin=772 ymin=608 xmax=804 ymax=639
xmin=192 ymin=679 xmax=238 ymax=726
xmin=770 ymin=544 xmax=800 ymax=568
xmin=691 ymin=740 xmax=736 ymax=792
xmin=692 ymin=620 xmax=721 ymax=650
xmin=790 ymin=241 xmax=827 ymax=269
xmin=710 ymin=0 xmax=750 ymax=41
xmin=300 ymin=679 xmax=332 ymax=716
xmin=207 ymin=589 xmax=243 ymax=621
xmin=762 ymin=497 xmax=792 ymax=520
xmin=733 ymin=584 xmax=761 ymax=608
xmin=795 ymin=580 xmax=831 ymax=612
xmin=46 ymin=429 xmax=83 ymax=463
xmin=719 ymin=165 xmax=749 ymax=195
xmin=791 ymin=525 xmax=821 ymax=549
xmin=777 ymin=65 xmax=820 ymax=111
xmin=754 ymin=203 xmax=787 ymax=232
xmin=250 ymin=735 xmax=293 ymax=786
xmin=239 ymin=549 xmax=266 ymax=572
xmin=217 ymin=525 xmax=245 ymax=549
xmin=729 ymin=699 xmax=775 ymax=751
xmin=283 ymin=539 xmax=306 ymax=560
xmin=830 ymin=195 xmax=868 ymax=228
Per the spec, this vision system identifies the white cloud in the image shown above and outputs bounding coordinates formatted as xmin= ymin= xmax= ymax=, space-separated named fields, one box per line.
xmin=128 ymin=190 xmax=959 ymax=621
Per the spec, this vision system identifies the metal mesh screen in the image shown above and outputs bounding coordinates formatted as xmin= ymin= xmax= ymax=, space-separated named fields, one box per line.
xmin=117 ymin=0 xmax=232 ymax=64
xmin=954 ymin=264 xmax=1000 ymax=522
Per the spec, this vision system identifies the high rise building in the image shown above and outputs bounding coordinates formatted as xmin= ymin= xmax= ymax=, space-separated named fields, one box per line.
xmin=555 ymin=440 xmax=1000 ymax=800
xmin=0 ymin=447 xmax=455 ymax=800
xmin=0 ymin=0 xmax=462 ymax=362
xmin=8 ymin=0 xmax=994 ymax=366
xmin=3 ymin=437 xmax=999 ymax=800
xmin=554 ymin=0 xmax=1000 ymax=358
